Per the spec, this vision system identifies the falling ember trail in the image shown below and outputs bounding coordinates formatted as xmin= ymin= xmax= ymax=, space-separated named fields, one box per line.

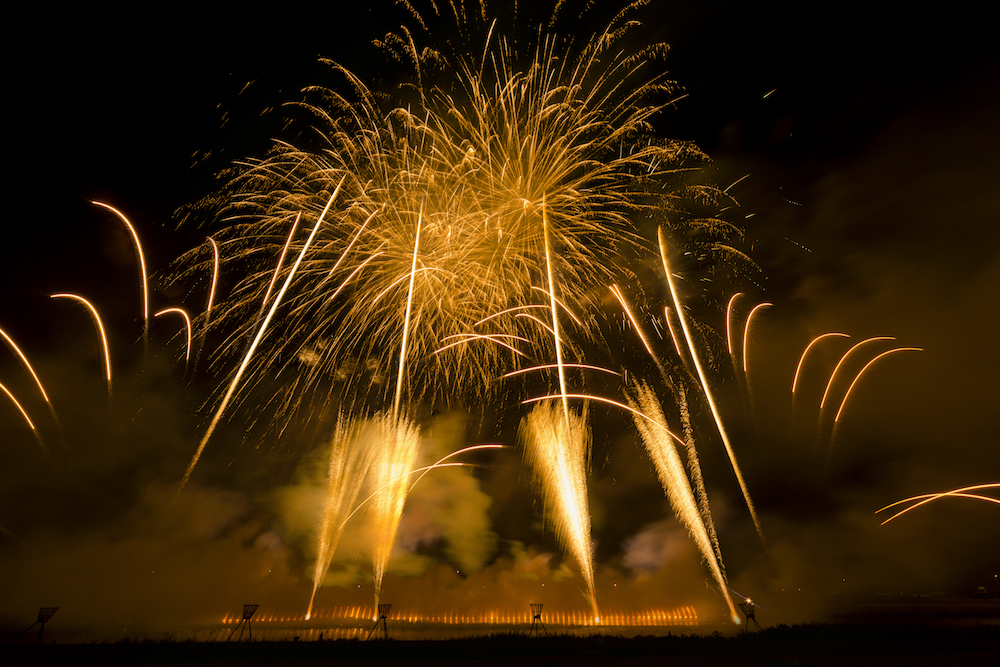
xmin=91 ymin=201 xmax=149 ymax=350
xmin=0 ymin=382 xmax=49 ymax=458
xmin=657 ymin=227 xmax=764 ymax=546
xmin=178 ymin=182 xmax=343 ymax=492
xmin=154 ymin=308 xmax=193 ymax=364
xmin=393 ymin=201 xmax=423 ymax=422
xmin=876 ymin=483 xmax=1000 ymax=525
xmin=0 ymin=327 xmax=60 ymax=429
xmin=50 ymin=294 xmax=112 ymax=400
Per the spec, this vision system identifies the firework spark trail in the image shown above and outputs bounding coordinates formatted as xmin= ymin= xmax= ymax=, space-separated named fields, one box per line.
xmin=501 ymin=363 xmax=619 ymax=379
xmin=675 ymin=381 xmax=723 ymax=567
xmin=0 ymin=381 xmax=48 ymax=457
xmin=834 ymin=347 xmax=923 ymax=424
xmin=393 ymin=200 xmax=423 ymax=422
xmin=628 ymin=382 xmax=739 ymax=624
xmin=792 ymin=333 xmax=850 ymax=395
xmin=741 ymin=302 xmax=772 ymax=377
xmin=0 ymin=327 xmax=59 ymax=429
xmin=206 ymin=237 xmax=220 ymax=323
xmin=818 ymin=336 xmax=896 ymax=410
xmin=542 ymin=198 xmax=571 ymax=427
xmin=876 ymin=483 xmax=1000 ymax=525
xmin=50 ymin=294 xmax=112 ymax=398
xmin=519 ymin=401 xmax=599 ymax=621
xmin=368 ymin=413 xmax=420 ymax=615
xmin=657 ymin=227 xmax=765 ymax=545
xmin=91 ymin=201 xmax=149 ymax=349
xmin=663 ymin=307 xmax=686 ymax=363
xmin=179 ymin=183 xmax=343 ymax=492
xmin=610 ymin=284 xmax=665 ymax=378
xmin=154 ymin=308 xmax=193 ymax=363
xmin=725 ymin=293 xmax=743 ymax=366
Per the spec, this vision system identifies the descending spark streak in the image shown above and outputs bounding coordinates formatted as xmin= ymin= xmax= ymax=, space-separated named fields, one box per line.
xmin=51 ymin=294 xmax=112 ymax=397
xmin=663 ymin=307 xmax=685 ymax=361
xmin=819 ymin=337 xmax=895 ymax=410
xmin=725 ymin=293 xmax=743 ymax=360
xmin=610 ymin=284 xmax=664 ymax=376
xmin=876 ymin=483 xmax=1000 ymax=525
xmin=629 ymin=382 xmax=739 ymax=624
xmin=834 ymin=348 xmax=922 ymax=423
xmin=154 ymin=308 xmax=193 ymax=363
xmin=0 ymin=381 xmax=48 ymax=456
xmin=0 ymin=327 xmax=57 ymax=424
xmin=206 ymin=237 xmax=220 ymax=320
xmin=261 ymin=219 xmax=298 ymax=309
xmin=541 ymin=198 xmax=570 ymax=425
xmin=91 ymin=201 xmax=148 ymax=343
xmin=792 ymin=333 xmax=849 ymax=395
xmin=657 ymin=227 xmax=764 ymax=544
xmin=393 ymin=201 xmax=423 ymax=422
xmin=179 ymin=182 xmax=343 ymax=491
xmin=741 ymin=302 xmax=772 ymax=376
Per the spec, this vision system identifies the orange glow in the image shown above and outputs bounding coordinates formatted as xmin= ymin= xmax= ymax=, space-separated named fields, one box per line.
xmin=725 ymin=292 xmax=743 ymax=359
xmin=741 ymin=302 xmax=772 ymax=376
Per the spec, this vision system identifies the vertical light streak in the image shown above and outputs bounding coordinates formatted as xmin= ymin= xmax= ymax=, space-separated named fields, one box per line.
xmin=154 ymin=308 xmax=193 ymax=363
xmin=0 ymin=381 xmax=48 ymax=457
xmin=541 ymin=197 xmax=570 ymax=425
xmin=792 ymin=333 xmax=849 ymax=395
xmin=0 ymin=327 xmax=57 ymax=424
xmin=261 ymin=217 xmax=299 ymax=309
xmin=834 ymin=348 xmax=922 ymax=423
xmin=179 ymin=180 xmax=343 ymax=492
xmin=725 ymin=292 xmax=743 ymax=361
xmin=393 ymin=201 xmax=423 ymax=421
xmin=610 ymin=284 xmax=664 ymax=377
xmin=657 ymin=227 xmax=764 ymax=544
xmin=50 ymin=294 xmax=112 ymax=397
xmin=819 ymin=336 xmax=895 ymax=410
xmin=91 ymin=201 xmax=149 ymax=345
xmin=663 ymin=307 xmax=685 ymax=361
xmin=205 ymin=236 xmax=220 ymax=321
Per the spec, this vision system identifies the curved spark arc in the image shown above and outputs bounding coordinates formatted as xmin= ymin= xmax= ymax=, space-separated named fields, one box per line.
xmin=0 ymin=327 xmax=58 ymax=426
xmin=725 ymin=292 xmax=743 ymax=362
xmin=51 ymin=294 xmax=112 ymax=398
xmin=876 ymin=483 xmax=1000 ymax=525
xmin=819 ymin=336 xmax=895 ymax=410
xmin=792 ymin=333 xmax=849 ymax=395
xmin=657 ymin=227 xmax=764 ymax=545
xmin=0 ymin=381 xmax=48 ymax=457
xmin=741 ymin=302 xmax=772 ymax=377
xmin=502 ymin=363 xmax=619 ymax=379
xmin=179 ymin=181 xmax=344 ymax=492
xmin=91 ymin=201 xmax=149 ymax=345
xmin=154 ymin=308 xmax=193 ymax=363
xmin=833 ymin=347 xmax=922 ymax=423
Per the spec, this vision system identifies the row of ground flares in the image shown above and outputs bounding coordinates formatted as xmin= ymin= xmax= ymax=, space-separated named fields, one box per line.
xmin=222 ymin=606 xmax=699 ymax=627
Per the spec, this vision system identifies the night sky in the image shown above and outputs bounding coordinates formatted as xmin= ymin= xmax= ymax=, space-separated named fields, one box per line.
xmin=2 ymin=1 xmax=998 ymax=639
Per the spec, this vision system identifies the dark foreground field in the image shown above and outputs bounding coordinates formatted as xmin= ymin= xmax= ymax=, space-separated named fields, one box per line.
xmin=3 ymin=625 xmax=999 ymax=667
